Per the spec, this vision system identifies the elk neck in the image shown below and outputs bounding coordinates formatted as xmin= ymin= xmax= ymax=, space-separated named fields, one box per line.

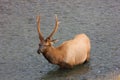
xmin=42 ymin=45 xmax=65 ymax=64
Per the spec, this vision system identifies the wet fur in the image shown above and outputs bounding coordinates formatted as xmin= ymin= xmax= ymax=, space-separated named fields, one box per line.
xmin=41 ymin=34 xmax=90 ymax=68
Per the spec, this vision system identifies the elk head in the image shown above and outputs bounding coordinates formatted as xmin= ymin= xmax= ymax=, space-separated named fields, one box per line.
xmin=37 ymin=15 xmax=60 ymax=54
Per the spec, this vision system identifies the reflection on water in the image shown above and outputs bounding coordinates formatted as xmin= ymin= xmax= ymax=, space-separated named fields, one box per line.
xmin=40 ymin=62 xmax=90 ymax=80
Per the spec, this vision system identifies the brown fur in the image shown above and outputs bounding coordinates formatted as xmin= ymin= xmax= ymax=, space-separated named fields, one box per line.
xmin=38 ymin=34 xmax=90 ymax=68
xmin=37 ymin=15 xmax=91 ymax=68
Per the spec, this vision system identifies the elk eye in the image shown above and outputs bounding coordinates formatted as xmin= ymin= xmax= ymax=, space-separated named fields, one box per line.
xmin=39 ymin=44 xmax=42 ymax=47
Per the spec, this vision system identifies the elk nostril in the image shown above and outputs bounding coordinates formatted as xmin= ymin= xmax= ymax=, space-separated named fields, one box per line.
xmin=37 ymin=49 xmax=40 ymax=54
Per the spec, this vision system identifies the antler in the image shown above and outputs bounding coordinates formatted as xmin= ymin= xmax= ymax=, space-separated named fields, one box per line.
xmin=47 ymin=15 xmax=60 ymax=39
xmin=36 ymin=16 xmax=44 ymax=42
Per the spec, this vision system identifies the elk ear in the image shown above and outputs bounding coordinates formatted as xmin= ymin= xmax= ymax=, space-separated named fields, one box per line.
xmin=51 ymin=39 xmax=59 ymax=43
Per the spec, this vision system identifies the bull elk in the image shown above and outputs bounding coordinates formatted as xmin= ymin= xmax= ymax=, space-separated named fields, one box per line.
xmin=37 ymin=15 xmax=91 ymax=68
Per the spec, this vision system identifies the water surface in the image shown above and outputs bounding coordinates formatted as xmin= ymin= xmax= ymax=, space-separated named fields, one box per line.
xmin=0 ymin=0 xmax=120 ymax=80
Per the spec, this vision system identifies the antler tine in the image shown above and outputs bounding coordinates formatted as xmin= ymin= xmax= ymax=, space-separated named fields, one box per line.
xmin=47 ymin=14 xmax=60 ymax=39
xmin=36 ymin=15 xmax=44 ymax=42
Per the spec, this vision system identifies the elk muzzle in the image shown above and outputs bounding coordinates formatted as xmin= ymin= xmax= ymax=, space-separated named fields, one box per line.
xmin=37 ymin=49 xmax=41 ymax=54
